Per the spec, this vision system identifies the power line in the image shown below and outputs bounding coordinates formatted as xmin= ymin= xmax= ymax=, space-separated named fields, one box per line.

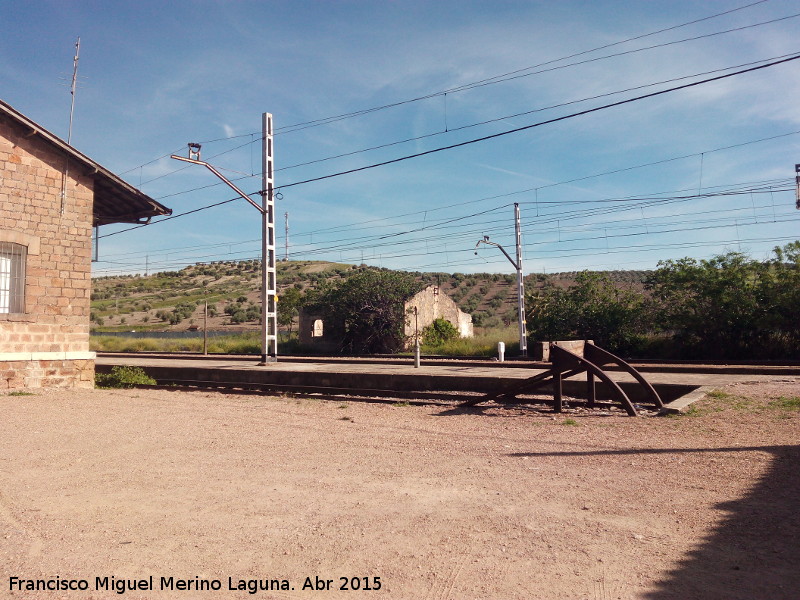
xmin=98 ymin=118 xmax=798 ymax=244
xmin=376 ymin=233 xmax=800 ymax=274
xmin=129 ymin=184 xmax=786 ymax=266
xmin=112 ymin=185 xmax=793 ymax=264
xmin=433 ymin=12 xmax=800 ymax=97
xmin=268 ymin=2 xmax=786 ymax=135
xmin=97 ymin=195 xmax=242 ymax=239
xmin=272 ymin=52 xmax=800 ymax=175
xmin=274 ymin=55 xmax=800 ymax=190
xmin=93 ymin=213 xmax=800 ymax=275
xmin=131 ymin=51 xmax=798 ymax=203
xmin=115 ymin=1 xmax=779 ymax=177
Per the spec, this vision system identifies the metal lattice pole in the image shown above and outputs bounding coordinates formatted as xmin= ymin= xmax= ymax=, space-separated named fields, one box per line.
xmin=514 ymin=203 xmax=528 ymax=357
xmin=284 ymin=212 xmax=289 ymax=261
xmin=474 ymin=203 xmax=528 ymax=357
xmin=170 ymin=112 xmax=279 ymax=364
xmin=262 ymin=113 xmax=278 ymax=361
xmin=795 ymin=164 xmax=799 ymax=210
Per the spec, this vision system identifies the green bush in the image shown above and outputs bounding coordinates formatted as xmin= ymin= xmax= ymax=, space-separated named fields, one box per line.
xmin=95 ymin=366 xmax=157 ymax=388
xmin=421 ymin=318 xmax=460 ymax=346
xmin=305 ymin=269 xmax=421 ymax=354
xmin=524 ymin=242 xmax=800 ymax=359
xmin=526 ymin=271 xmax=646 ymax=355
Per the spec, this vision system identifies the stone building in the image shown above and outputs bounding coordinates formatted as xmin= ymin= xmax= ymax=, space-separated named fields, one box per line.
xmin=0 ymin=99 xmax=170 ymax=389
xmin=299 ymin=284 xmax=473 ymax=351
xmin=403 ymin=285 xmax=473 ymax=341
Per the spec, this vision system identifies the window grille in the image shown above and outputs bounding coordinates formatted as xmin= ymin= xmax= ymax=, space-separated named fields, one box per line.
xmin=0 ymin=242 xmax=26 ymax=313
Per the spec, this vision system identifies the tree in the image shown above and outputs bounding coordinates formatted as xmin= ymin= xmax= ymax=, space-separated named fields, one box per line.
xmin=526 ymin=272 xmax=647 ymax=355
xmin=277 ymin=287 xmax=303 ymax=338
xmin=646 ymin=252 xmax=766 ymax=358
xmin=307 ymin=269 xmax=421 ymax=354
xmin=646 ymin=243 xmax=800 ymax=359
xmin=763 ymin=241 xmax=800 ymax=356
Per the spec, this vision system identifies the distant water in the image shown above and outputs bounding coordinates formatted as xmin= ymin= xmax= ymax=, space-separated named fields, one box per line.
xmin=91 ymin=330 xmax=250 ymax=340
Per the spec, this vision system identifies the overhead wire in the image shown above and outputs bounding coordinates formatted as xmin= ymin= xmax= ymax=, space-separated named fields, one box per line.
xmin=98 ymin=128 xmax=796 ymax=248
xmin=127 ymin=51 xmax=800 ymax=203
xmin=100 ymin=179 xmax=791 ymax=270
xmin=95 ymin=48 xmax=800 ymax=268
xmin=272 ymin=52 xmax=800 ymax=175
xmin=147 ymin=185 xmax=792 ymax=266
xmin=116 ymin=0 xmax=781 ymax=178
xmin=273 ymin=54 xmax=800 ymax=191
xmin=267 ymin=1 xmax=787 ymax=135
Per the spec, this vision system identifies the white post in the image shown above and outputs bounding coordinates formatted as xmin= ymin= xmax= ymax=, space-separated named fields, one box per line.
xmin=413 ymin=306 xmax=420 ymax=368
xmin=498 ymin=341 xmax=505 ymax=362
xmin=203 ymin=300 xmax=208 ymax=356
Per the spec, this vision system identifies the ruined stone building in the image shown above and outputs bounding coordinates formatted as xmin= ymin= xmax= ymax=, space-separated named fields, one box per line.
xmin=299 ymin=284 xmax=473 ymax=352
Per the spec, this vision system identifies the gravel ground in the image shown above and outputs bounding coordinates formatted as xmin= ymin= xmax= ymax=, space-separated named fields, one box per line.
xmin=1 ymin=379 xmax=798 ymax=600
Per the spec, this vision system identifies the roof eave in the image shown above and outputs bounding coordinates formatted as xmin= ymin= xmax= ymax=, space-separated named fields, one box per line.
xmin=0 ymin=99 xmax=172 ymax=226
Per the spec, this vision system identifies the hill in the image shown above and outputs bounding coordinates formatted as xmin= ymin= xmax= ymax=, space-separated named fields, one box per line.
xmin=90 ymin=260 xmax=650 ymax=333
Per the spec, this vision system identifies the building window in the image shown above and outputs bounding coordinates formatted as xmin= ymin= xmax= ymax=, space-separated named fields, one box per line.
xmin=312 ymin=319 xmax=324 ymax=337
xmin=0 ymin=242 xmax=26 ymax=313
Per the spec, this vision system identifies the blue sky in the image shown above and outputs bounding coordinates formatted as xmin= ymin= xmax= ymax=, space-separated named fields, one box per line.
xmin=3 ymin=0 xmax=799 ymax=277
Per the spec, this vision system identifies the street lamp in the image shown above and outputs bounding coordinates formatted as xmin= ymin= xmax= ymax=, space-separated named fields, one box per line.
xmin=170 ymin=117 xmax=277 ymax=364
xmin=475 ymin=203 xmax=528 ymax=357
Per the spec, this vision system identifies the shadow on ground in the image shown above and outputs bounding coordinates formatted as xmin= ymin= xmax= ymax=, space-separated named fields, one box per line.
xmin=510 ymin=445 xmax=800 ymax=599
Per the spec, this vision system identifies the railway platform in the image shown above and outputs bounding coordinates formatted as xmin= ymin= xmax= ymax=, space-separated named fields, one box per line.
xmin=96 ymin=353 xmax=799 ymax=414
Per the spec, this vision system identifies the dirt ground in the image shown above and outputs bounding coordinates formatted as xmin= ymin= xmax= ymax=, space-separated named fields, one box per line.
xmin=1 ymin=379 xmax=798 ymax=600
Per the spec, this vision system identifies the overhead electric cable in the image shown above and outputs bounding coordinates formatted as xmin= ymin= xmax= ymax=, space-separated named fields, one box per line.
xmin=275 ymin=54 xmax=800 ymax=190
xmin=97 ymin=195 xmax=242 ymax=239
xmin=270 ymin=1 xmax=782 ymax=134
xmin=136 ymin=52 xmax=798 ymax=195
xmin=100 ymin=120 xmax=800 ymax=243
xmin=117 ymin=1 xmax=778 ymax=176
xmin=274 ymin=52 xmax=800 ymax=174
xmin=95 ymin=176 xmax=790 ymax=262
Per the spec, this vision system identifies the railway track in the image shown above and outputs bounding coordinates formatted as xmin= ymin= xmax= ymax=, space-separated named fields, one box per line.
xmin=96 ymin=352 xmax=799 ymax=415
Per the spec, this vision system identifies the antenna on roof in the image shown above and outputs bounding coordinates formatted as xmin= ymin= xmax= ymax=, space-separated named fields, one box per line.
xmin=68 ymin=37 xmax=80 ymax=145
xmin=62 ymin=37 xmax=80 ymax=217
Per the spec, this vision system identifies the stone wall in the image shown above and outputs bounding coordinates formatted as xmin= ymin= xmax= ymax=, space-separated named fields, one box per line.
xmin=405 ymin=286 xmax=473 ymax=341
xmin=299 ymin=286 xmax=473 ymax=353
xmin=0 ymin=118 xmax=95 ymax=389
xmin=1 ymin=358 xmax=94 ymax=390
xmin=298 ymin=309 xmax=340 ymax=353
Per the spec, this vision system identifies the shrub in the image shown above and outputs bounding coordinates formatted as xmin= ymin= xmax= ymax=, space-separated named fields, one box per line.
xmin=422 ymin=318 xmax=460 ymax=346
xmin=306 ymin=269 xmax=420 ymax=353
xmin=95 ymin=366 xmax=157 ymax=388
xmin=526 ymin=271 xmax=646 ymax=355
